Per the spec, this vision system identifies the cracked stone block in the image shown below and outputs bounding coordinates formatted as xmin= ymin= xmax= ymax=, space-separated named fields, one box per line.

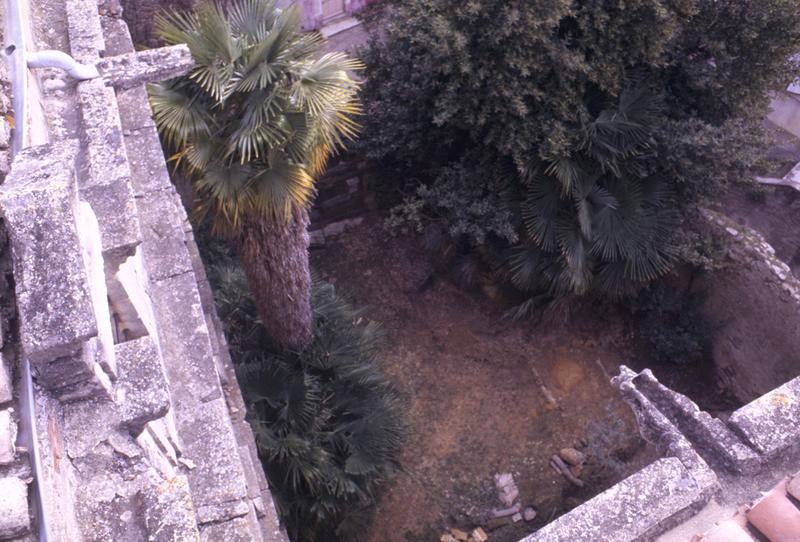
xmin=0 ymin=409 xmax=16 ymax=464
xmin=137 ymin=423 xmax=178 ymax=478
xmin=117 ymin=86 xmax=156 ymax=134
xmin=149 ymin=273 xmax=221 ymax=408
xmin=0 ymin=142 xmax=96 ymax=363
xmin=97 ymin=45 xmax=195 ymax=90
xmin=729 ymin=375 xmax=800 ymax=457
xmin=141 ymin=473 xmax=200 ymax=541
xmin=65 ymin=0 xmax=105 ymax=62
xmin=0 ymin=478 xmax=30 ymax=538
xmin=77 ymin=79 xmax=142 ymax=268
xmin=178 ymin=398 xmax=248 ymax=524
xmin=123 ymin=127 xmax=172 ymax=196
xmin=135 ymin=190 xmax=193 ymax=281
xmin=116 ymin=336 xmax=170 ymax=433
xmin=101 ymin=15 xmax=135 ymax=57
xmin=62 ymin=396 xmax=120 ymax=459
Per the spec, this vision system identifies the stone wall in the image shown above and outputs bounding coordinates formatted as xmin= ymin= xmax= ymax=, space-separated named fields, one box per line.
xmin=698 ymin=211 xmax=800 ymax=402
xmin=0 ymin=0 xmax=288 ymax=539
xmin=520 ymin=366 xmax=800 ymax=542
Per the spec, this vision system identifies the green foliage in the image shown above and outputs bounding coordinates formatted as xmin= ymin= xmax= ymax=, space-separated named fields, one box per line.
xmin=627 ymin=282 xmax=711 ymax=365
xmin=150 ymin=0 xmax=362 ymax=233
xmin=206 ymin=254 xmax=405 ymax=542
xmin=360 ymin=0 xmax=800 ymax=304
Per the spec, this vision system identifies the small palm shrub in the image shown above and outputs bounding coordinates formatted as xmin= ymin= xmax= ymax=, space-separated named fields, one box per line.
xmin=206 ymin=255 xmax=406 ymax=542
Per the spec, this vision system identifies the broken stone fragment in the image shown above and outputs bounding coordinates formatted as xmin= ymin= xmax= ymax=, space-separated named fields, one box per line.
xmin=440 ymin=534 xmax=457 ymax=542
xmin=450 ymin=528 xmax=469 ymax=541
xmin=471 ymin=527 xmax=488 ymax=542
xmin=523 ymin=507 xmax=537 ymax=521
xmin=559 ymin=447 xmax=585 ymax=466
xmin=512 ymin=512 xmax=522 ymax=523
xmin=490 ymin=503 xmax=521 ymax=518
xmin=493 ymin=472 xmax=519 ymax=507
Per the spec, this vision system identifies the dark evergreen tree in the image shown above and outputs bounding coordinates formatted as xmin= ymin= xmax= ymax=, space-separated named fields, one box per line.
xmin=360 ymin=0 xmax=800 ymax=308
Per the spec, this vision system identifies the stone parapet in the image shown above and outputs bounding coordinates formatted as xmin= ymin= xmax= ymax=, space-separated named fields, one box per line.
xmin=518 ymin=365 xmax=800 ymax=542
xmin=728 ymin=376 xmax=800 ymax=458
xmin=0 ymin=0 xmax=288 ymax=538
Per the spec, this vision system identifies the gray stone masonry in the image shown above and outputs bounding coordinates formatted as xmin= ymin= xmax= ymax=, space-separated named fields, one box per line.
xmin=520 ymin=364 xmax=800 ymax=542
xmin=0 ymin=142 xmax=116 ymax=401
xmin=97 ymin=46 xmax=194 ymax=90
xmin=115 ymin=336 xmax=170 ymax=433
xmin=0 ymin=142 xmax=94 ymax=364
xmin=77 ymin=77 xmax=142 ymax=270
xmin=0 ymin=0 xmax=289 ymax=537
xmin=521 ymin=458 xmax=708 ymax=542
xmin=0 ymin=477 xmax=30 ymax=539
xmin=729 ymin=375 xmax=800 ymax=458
xmin=633 ymin=369 xmax=760 ymax=474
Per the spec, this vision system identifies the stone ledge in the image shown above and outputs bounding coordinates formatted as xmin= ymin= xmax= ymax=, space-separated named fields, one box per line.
xmin=728 ymin=376 xmax=800 ymax=458
xmin=633 ymin=370 xmax=760 ymax=474
xmin=97 ymin=45 xmax=195 ymax=90
xmin=520 ymin=458 xmax=711 ymax=542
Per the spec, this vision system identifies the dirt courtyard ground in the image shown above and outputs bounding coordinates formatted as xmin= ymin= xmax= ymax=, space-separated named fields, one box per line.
xmin=311 ymin=219 xmax=660 ymax=542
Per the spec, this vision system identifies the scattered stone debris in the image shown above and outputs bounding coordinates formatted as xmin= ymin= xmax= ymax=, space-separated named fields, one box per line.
xmin=523 ymin=507 xmax=537 ymax=521
xmin=441 ymin=471 xmax=538 ymax=538
xmin=494 ymin=472 xmax=520 ymax=507
xmin=550 ymin=448 xmax=586 ymax=488
xmin=559 ymin=447 xmax=585 ymax=466
xmin=491 ymin=502 xmax=521 ymax=518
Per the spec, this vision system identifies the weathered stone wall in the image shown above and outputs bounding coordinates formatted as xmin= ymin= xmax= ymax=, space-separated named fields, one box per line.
xmin=520 ymin=365 xmax=800 ymax=542
xmin=0 ymin=0 xmax=288 ymax=538
xmin=698 ymin=211 xmax=800 ymax=403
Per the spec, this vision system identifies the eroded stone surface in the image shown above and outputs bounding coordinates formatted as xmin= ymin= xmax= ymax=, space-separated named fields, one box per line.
xmin=521 ymin=458 xmax=707 ymax=542
xmin=0 ymin=142 xmax=96 ymax=363
xmin=115 ymin=336 xmax=170 ymax=433
xmin=0 ymin=477 xmax=30 ymax=538
xmin=97 ymin=45 xmax=194 ymax=90
xmin=633 ymin=369 xmax=760 ymax=474
xmin=729 ymin=376 xmax=800 ymax=457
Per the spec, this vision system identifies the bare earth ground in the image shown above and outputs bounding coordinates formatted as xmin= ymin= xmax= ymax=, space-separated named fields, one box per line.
xmin=311 ymin=219 xmax=660 ymax=542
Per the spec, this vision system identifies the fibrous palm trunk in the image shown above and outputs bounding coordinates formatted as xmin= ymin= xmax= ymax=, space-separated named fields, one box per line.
xmin=234 ymin=208 xmax=313 ymax=353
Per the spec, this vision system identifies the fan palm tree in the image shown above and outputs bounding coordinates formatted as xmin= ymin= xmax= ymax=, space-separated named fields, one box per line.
xmin=150 ymin=0 xmax=362 ymax=352
xmin=504 ymin=85 xmax=678 ymax=317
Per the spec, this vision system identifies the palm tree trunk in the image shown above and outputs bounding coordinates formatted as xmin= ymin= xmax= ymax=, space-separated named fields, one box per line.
xmin=234 ymin=208 xmax=313 ymax=353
